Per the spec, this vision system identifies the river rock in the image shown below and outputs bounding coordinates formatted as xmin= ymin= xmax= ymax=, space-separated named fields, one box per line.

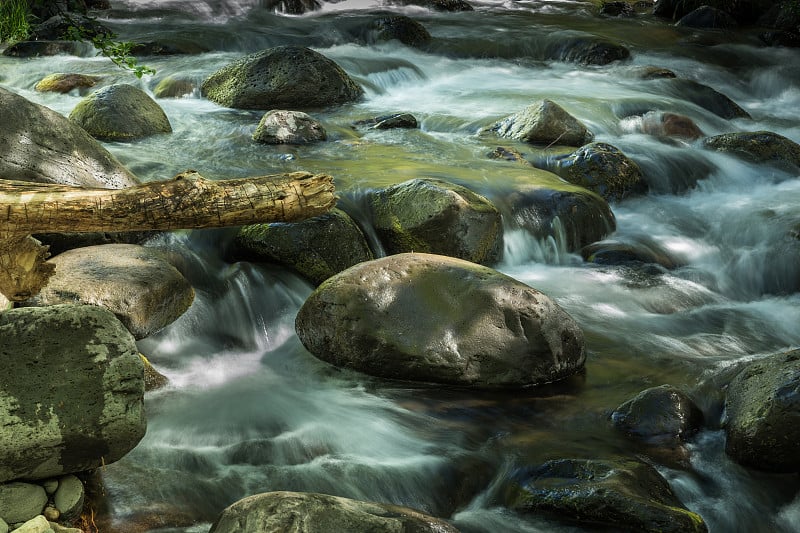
xmin=501 ymin=172 xmax=616 ymax=251
xmin=546 ymin=35 xmax=631 ymax=65
xmin=153 ymin=76 xmax=195 ymax=98
xmin=2 ymin=41 xmax=84 ymax=57
xmin=492 ymin=99 xmax=594 ymax=147
xmin=34 ymin=73 xmax=102 ymax=94
xmin=599 ymin=2 xmax=635 ymax=17
xmin=759 ymin=30 xmax=800 ymax=48
xmin=29 ymin=14 xmax=110 ymax=41
xmin=702 ymin=131 xmax=800 ymax=172
xmin=253 ymin=110 xmax=327 ymax=144
xmin=503 ymin=458 xmax=707 ymax=532
xmin=352 ymin=113 xmax=418 ymax=130
xmin=140 ymin=354 xmax=170 ymax=391
xmin=724 ymin=349 xmax=800 ymax=472
xmin=611 ymin=385 xmax=704 ymax=444
xmin=400 ymin=0 xmax=474 ymax=11
xmin=368 ymin=178 xmax=503 ymax=265
xmin=33 ymin=231 xmax=158 ymax=257
xmin=296 ymin=253 xmax=586 ymax=388
xmin=639 ymin=111 xmax=704 ymax=139
xmin=21 ymin=244 xmax=194 ymax=340
xmin=758 ymin=1 xmax=800 ymax=31
xmin=676 ymin=6 xmax=738 ymax=29
xmin=0 ymin=86 xmax=139 ymax=188
xmin=544 ymin=142 xmax=646 ymax=202
xmin=201 ymin=46 xmax=363 ymax=110
xmin=69 ymin=84 xmax=173 ymax=142
xmin=0 ymin=483 xmax=47 ymax=524
xmin=11 ymin=515 xmax=50 ymax=533
xmin=0 ymin=293 xmax=9 ymax=311
xmin=209 ymin=491 xmax=460 ymax=533
xmin=0 ymin=304 xmax=145 ymax=482
xmin=53 ymin=475 xmax=84 ymax=521
xmin=368 ymin=15 xmax=431 ymax=47
xmin=231 ymin=208 xmax=373 ymax=286
xmin=581 ymin=238 xmax=681 ymax=269
xmin=260 ymin=0 xmax=321 ymax=14
xmin=661 ymin=78 xmax=750 ymax=119
xmin=626 ymin=66 xmax=677 ymax=80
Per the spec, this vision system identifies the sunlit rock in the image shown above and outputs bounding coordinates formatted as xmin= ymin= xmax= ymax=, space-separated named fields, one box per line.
xmin=210 ymin=491 xmax=461 ymax=533
xmin=369 ymin=178 xmax=503 ymax=265
xmin=231 ymin=208 xmax=373 ymax=286
xmin=492 ymin=99 xmax=594 ymax=147
xmin=725 ymin=349 xmax=800 ymax=472
xmin=252 ymin=110 xmax=327 ymax=144
xmin=702 ymin=131 xmax=800 ymax=172
xmin=19 ymin=244 xmax=194 ymax=340
xmin=0 ymin=305 xmax=145 ymax=483
xmin=153 ymin=76 xmax=195 ymax=98
xmin=503 ymin=458 xmax=707 ymax=532
xmin=69 ymin=84 xmax=173 ymax=142
xmin=542 ymin=142 xmax=646 ymax=202
xmin=296 ymin=253 xmax=585 ymax=388
xmin=0 ymin=86 xmax=139 ymax=188
xmin=34 ymin=73 xmax=102 ymax=94
xmin=201 ymin=46 xmax=363 ymax=110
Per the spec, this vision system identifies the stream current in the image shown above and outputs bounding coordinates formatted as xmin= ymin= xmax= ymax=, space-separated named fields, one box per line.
xmin=2 ymin=0 xmax=800 ymax=531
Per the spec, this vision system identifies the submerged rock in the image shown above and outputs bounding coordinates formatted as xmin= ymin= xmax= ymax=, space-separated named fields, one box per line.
xmin=599 ymin=1 xmax=635 ymax=17
xmin=352 ymin=113 xmax=419 ymax=130
xmin=368 ymin=178 xmax=503 ymax=265
xmin=153 ymin=76 xmax=196 ymax=98
xmin=209 ymin=491 xmax=461 ymax=533
xmin=201 ymin=46 xmax=363 ymax=110
xmin=296 ymin=253 xmax=586 ymax=388
xmin=582 ymin=237 xmax=681 ymax=269
xmin=639 ymin=111 xmax=704 ymax=140
xmin=612 ymin=384 xmax=705 ymax=445
xmin=544 ymin=142 xmax=646 ymax=202
xmin=34 ymin=73 xmax=102 ymax=94
xmin=0 ymin=86 xmax=139 ymax=188
xmin=725 ymin=349 xmax=800 ymax=472
xmin=69 ymin=84 xmax=173 ymax=142
xmin=702 ymin=131 xmax=800 ymax=172
xmin=676 ymin=6 xmax=738 ymax=29
xmin=0 ymin=305 xmax=145 ymax=482
xmin=368 ymin=15 xmax=432 ymax=47
xmin=492 ymin=99 xmax=594 ymax=147
xmin=253 ymin=110 xmax=327 ymax=144
xmin=232 ymin=208 xmax=373 ymax=286
xmin=20 ymin=244 xmax=194 ymax=340
xmin=545 ymin=35 xmax=631 ymax=66
xmin=627 ymin=65 xmax=677 ymax=80
xmin=503 ymin=458 xmax=707 ymax=532
xmin=660 ymin=78 xmax=750 ymax=120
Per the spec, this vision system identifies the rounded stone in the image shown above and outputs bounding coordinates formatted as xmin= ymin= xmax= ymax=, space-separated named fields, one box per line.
xmin=252 ymin=110 xmax=327 ymax=144
xmin=53 ymin=475 xmax=84 ymax=521
xmin=703 ymin=131 xmax=800 ymax=172
xmin=153 ymin=76 xmax=195 ymax=98
xmin=34 ymin=73 xmax=102 ymax=94
xmin=296 ymin=253 xmax=586 ymax=388
xmin=0 ymin=483 xmax=47 ymax=524
xmin=639 ymin=111 xmax=704 ymax=140
xmin=201 ymin=45 xmax=363 ymax=110
xmin=369 ymin=15 xmax=431 ymax=47
xmin=69 ymin=84 xmax=172 ymax=142
xmin=492 ymin=99 xmax=593 ymax=147
xmin=369 ymin=178 xmax=504 ymax=265
xmin=611 ymin=384 xmax=705 ymax=444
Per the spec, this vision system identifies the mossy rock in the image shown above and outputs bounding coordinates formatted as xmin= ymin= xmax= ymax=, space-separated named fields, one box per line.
xmin=252 ymin=110 xmax=327 ymax=144
xmin=34 ymin=73 xmax=102 ymax=94
xmin=140 ymin=354 xmax=169 ymax=391
xmin=503 ymin=458 xmax=707 ymax=532
xmin=69 ymin=84 xmax=172 ymax=142
xmin=201 ymin=46 xmax=363 ymax=110
xmin=369 ymin=178 xmax=504 ymax=265
xmin=231 ymin=208 xmax=373 ymax=286
xmin=153 ymin=77 xmax=196 ymax=98
xmin=703 ymin=131 xmax=800 ymax=172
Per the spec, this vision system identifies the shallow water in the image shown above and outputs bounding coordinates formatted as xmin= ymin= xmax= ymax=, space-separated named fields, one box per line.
xmin=2 ymin=0 xmax=800 ymax=531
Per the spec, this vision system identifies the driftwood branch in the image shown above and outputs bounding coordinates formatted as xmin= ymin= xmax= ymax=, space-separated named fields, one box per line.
xmin=0 ymin=170 xmax=336 ymax=301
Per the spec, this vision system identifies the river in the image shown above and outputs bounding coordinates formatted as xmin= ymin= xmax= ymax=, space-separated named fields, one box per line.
xmin=2 ymin=0 xmax=799 ymax=531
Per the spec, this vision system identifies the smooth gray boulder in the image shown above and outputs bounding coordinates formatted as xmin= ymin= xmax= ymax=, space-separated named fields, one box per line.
xmin=0 ymin=86 xmax=139 ymax=188
xmin=0 ymin=305 xmax=145 ymax=482
xmin=69 ymin=84 xmax=172 ymax=142
xmin=209 ymin=491 xmax=460 ymax=533
xmin=232 ymin=208 xmax=373 ymax=286
xmin=0 ymin=483 xmax=47 ymax=524
xmin=703 ymin=131 xmax=800 ymax=172
xmin=252 ymin=110 xmax=327 ymax=144
xmin=201 ymin=46 xmax=363 ymax=110
xmin=504 ymin=458 xmax=707 ymax=532
xmin=296 ymin=253 xmax=586 ymax=388
xmin=492 ymin=99 xmax=593 ymax=147
xmin=53 ymin=475 xmax=84 ymax=521
xmin=611 ymin=384 xmax=705 ymax=445
xmin=369 ymin=178 xmax=503 ymax=265
xmin=21 ymin=244 xmax=194 ymax=340
xmin=725 ymin=349 xmax=800 ymax=472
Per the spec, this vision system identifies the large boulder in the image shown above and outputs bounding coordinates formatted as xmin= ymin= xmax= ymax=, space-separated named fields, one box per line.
xmin=492 ymin=99 xmax=594 ymax=147
xmin=252 ymin=110 xmax=327 ymax=144
xmin=209 ymin=491 xmax=460 ymax=533
xmin=724 ymin=349 xmax=800 ymax=472
xmin=69 ymin=84 xmax=172 ymax=142
xmin=702 ymin=131 xmax=800 ymax=172
xmin=503 ymin=458 xmax=707 ymax=532
xmin=201 ymin=46 xmax=363 ymax=110
xmin=20 ymin=244 xmax=194 ymax=340
xmin=0 ymin=304 xmax=145 ymax=482
xmin=296 ymin=253 xmax=586 ymax=388
xmin=543 ymin=142 xmax=646 ymax=202
xmin=231 ymin=208 xmax=374 ymax=286
xmin=0 ymin=86 xmax=139 ymax=188
xmin=368 ymin=178 xmax=503 ymax=265
xmin=611 ymin=385 xmax=705 ymax=445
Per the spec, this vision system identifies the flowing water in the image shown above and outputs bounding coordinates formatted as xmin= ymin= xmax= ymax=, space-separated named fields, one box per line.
xmin=2 ymin=0 xmax=800 ymax=531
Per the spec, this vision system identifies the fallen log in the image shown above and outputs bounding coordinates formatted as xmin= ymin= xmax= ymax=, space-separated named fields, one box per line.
xmin=0 ymin=170 xmax=336 ymax=301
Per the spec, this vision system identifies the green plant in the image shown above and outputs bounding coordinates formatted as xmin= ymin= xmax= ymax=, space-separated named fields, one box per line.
xmin=0 ymin=0 xmax=31 ymax=43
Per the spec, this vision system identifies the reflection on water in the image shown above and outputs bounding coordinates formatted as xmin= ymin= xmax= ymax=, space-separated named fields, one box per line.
xmin=2 ymin=0 xmax=800 ymax=530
